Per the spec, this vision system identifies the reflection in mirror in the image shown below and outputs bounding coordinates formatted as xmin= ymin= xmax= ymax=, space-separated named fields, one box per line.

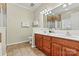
xmin=47 ymin=14 xmax=61 ymax=29
xmin=44 ymin=3 xmax=79 ymax=30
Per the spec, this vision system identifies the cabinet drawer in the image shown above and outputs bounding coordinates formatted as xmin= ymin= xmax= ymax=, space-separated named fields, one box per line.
xmin=35 ymin=34 xmax=43 ymax=50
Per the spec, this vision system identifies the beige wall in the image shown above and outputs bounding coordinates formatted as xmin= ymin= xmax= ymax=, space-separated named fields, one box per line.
xmin=7 ymin=4 xmax=34 ymax=45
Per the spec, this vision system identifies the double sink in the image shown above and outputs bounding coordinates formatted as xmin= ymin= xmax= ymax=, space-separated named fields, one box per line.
xmin=35 ymin=31 xmax=79 ymax=41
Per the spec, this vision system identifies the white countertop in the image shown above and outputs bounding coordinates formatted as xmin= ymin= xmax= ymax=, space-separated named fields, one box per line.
xmin=35 ymin=32 xmax=79 ymax=41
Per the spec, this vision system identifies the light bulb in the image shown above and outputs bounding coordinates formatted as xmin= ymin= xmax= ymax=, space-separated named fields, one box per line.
xmin=46 ymin=12 xmax=49 ymax=15
xmin=49 ymin=11 xmax=52 ymax=14
xmin=42 ymin=10 xmax=45 ymax=13
xmin=40 ymin=12 xmax=42 ymax=14
xmin=44 ymin=9 xmax=48 ymax=12
xmin=63 ymin=4 xmax=67 ymax=8
xmin=45 ymin=14 xmax=47 ymax=16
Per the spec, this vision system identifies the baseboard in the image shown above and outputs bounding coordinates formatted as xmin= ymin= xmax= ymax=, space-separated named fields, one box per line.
xmin=7 ymin=40 xmax=29 ymax=46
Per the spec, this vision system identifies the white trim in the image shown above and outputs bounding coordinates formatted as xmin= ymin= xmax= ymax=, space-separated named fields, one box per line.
xmin=7 ymin=40 xmax=29 ymax=46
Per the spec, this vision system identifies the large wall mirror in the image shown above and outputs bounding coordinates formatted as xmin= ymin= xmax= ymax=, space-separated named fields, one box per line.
xmin=44 ymin=3 xmax=79 ymax=30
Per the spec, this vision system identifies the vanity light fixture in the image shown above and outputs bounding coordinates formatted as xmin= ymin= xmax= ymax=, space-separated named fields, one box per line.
xmin=40 ymin=9 xmax=48 ymax=14
xmin=44 ymin=9 xmax=48 ymax=12
xmin=40 ymin=8 xmax=52 ymax=16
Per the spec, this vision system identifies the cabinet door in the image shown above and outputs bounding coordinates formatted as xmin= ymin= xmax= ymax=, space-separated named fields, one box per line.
xmin=38 ymin=38 xmax=42 ymax=50
xmin=62 ymin=47 xmax=78 ymax=56
xmin=51 ymin=43 xmax=62 ymax=56
xmin=35 ymin=34 xmax=39 ymax=48
xmin=43 ymin=36 xmax=51 ymax=55
xmin=35 ymin=34 xmax=43 ymax=50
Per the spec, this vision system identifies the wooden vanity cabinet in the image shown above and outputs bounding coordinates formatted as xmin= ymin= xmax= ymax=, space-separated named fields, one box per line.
xmin=35 ymin=34 xmax=43 ymax=50
xmin=35 ymin=34 xmax=51 ymax=55
xmin=42 ymin=35 xmax=51 ymax=55
xmin=35 ymin=34 xmax=79 ymax=56
xmin=51 ymin=37 xmax=79 ymax=56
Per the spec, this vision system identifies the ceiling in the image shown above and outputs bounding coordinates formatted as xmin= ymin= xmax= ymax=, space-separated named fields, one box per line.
xmin=15 ymin=3 xmax=42 ymax=12
xmin=51 ymin=3 xmax=79 ymax=15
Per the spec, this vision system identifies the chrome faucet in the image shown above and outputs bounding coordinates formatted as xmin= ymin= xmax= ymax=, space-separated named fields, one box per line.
xmin=49 ymin=28 xmax=55 ymax=33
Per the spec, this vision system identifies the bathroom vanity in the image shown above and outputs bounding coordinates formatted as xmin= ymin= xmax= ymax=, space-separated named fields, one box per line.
xmin=33 ymin=4 xmax=79 ymax=56
xmin=35 ymin=33 xmax=79 ymax=56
